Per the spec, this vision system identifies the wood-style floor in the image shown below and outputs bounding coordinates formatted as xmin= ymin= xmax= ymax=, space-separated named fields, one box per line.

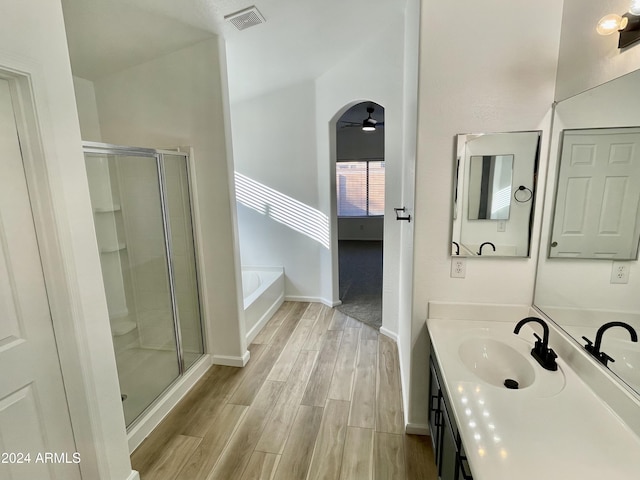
xmin=131 ymin=302 xmax=437 ymax=480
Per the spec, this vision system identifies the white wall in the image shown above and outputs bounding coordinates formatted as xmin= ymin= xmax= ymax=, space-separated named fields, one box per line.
xmin=397 ymin=0 xmax=420 ymax=430
xmin=72 ymin=76 xmax=102 ymax=141
xmin=337 ymin=217 xmax=384 ymax=241
xmin=92 ymin=38 xmax=246 ymax=361
xmin=231 ymin=81 xmax=327 ymax=302
xmin=412 ymin=0 xmax=563 ymax=427
xmin=556 ymin=0 xmax=640 ymax=101
xmin=1 ymin=1 xmax=133 ymax=479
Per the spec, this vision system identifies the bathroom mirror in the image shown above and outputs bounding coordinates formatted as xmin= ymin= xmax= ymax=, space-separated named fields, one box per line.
xmin=452 ymin=131 xmax=541 ymax=257
xmin=535 ymin=68 xmax=640 ymax=396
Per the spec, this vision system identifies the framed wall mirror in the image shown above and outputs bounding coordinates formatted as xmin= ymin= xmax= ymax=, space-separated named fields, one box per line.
xmin=452 ymin=131 xmax=541 ymax=257
xmin=535 ymin=68 xmax=640 ymax=397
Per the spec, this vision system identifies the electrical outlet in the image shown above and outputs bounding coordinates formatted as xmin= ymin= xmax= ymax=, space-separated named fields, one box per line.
xmin=611 ymin=262 xmax=630 ymax=284
xmin=451 ymin=257 xmax=466 ymax=278
xmin=497 ymin=221 xmax=506 ymax=232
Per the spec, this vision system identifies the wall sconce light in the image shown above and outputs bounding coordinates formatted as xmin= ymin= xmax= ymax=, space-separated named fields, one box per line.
xmin=362 ymin=107 xmax=377 ymax=132
xmin=597 ymin=1 xmax=640 ymax=48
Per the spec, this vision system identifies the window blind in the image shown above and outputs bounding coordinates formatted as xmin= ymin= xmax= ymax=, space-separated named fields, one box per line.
xmin=336 ymin=160 xmax=385 ymax=217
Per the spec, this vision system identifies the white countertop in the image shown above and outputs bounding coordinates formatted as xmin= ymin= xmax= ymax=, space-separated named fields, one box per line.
xmin=428 ymin=318 xmax=640 ymax=480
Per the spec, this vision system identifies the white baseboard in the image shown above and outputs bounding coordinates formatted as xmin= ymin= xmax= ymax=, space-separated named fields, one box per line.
xmin=212 ymin=350 xmax=250 ymax=367
xmin=379 ymin=326 xmax=398 ymax=343
xmin=245 ymin=293 xmax=284 ymax=344
xmin=406 ymin=423 xmax=430 ymax=435
xmin=379 ymin=327 xmax=409 ymax=429
xmin=127 ymin=354 xmax=212 ymax=452
xmin=284 ymin=295 xmax=340 ymax=307
xmin=126 ymin=471 xmax=140 ymax=480
xmin=394 ymin=330 xmax=409 ymax=430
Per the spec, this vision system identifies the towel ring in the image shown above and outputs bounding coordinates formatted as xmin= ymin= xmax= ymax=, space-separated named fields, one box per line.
xmin=514 ymin=185 xmax=533 ymax=203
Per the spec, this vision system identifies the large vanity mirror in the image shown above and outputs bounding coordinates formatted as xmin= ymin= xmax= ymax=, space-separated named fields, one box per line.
xmin=452 ymin=131 xmax=541 ymax=257
xmin=535 ymin=69 xmax=640 ymax=396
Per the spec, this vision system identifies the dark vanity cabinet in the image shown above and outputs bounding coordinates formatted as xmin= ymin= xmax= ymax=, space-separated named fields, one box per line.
xmin=429 ymin=348 xmax=474 ymax=480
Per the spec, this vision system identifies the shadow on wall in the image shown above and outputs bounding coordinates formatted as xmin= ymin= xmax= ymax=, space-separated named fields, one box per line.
xmin=235 ymin=172 xmax=330 ymax=248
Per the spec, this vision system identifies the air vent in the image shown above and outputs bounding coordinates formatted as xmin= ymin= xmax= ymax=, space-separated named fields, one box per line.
xmin=225 ymin=6 xmax=265 ymax=31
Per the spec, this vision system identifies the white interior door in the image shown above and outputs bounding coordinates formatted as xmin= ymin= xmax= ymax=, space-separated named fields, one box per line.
xmin=0 ymin=78 xmax=80 ymax=479
xmin=550 ymin=128 xmax=640 ymax=259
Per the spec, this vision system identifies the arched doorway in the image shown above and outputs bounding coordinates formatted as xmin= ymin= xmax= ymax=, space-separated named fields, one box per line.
xmin=334 ymin=101 xmax=384 ymax=329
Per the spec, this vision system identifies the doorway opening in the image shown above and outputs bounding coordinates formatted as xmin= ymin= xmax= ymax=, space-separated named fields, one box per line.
xmin=334 ymin=102 xmax=384 ymax=329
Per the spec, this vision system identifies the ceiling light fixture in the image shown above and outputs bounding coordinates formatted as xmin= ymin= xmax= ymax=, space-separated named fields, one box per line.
xmin=362 ymin=107 xmax=377 ymax=132
xmin=597 ymin=1 xmax=640 ymax=48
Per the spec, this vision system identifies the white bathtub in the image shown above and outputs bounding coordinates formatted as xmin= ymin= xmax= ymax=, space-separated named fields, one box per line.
xmin=242 ymin=266 xmax=285 ymax=343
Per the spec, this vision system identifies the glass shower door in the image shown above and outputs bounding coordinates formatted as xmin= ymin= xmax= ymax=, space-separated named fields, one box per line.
xmin=85 ymin=151 xmax=180 ymax=426
xmin=162 ymin=154 xmax=204 ymax=371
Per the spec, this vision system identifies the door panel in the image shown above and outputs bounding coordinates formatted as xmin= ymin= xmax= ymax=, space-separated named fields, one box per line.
xmin=0 ymin=78 xmax=80 ymax=479
xmin=0 ymin=386 xmax=55 ymax=479
xmin=561 ymin=177 xmax=590 ymax=234
xmin=600 ymin=176 xmax=627 ymax=234
xmin=551 ymin=128 xmax=640 ymax=259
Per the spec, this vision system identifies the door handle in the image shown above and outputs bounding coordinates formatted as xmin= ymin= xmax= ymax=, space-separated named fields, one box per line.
xmin=394 ymin=207 xmax=411 ymax=222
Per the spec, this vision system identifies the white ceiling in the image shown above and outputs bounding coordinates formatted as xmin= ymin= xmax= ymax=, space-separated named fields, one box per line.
xmin=62 ymin=0 xmax=404 ymax=100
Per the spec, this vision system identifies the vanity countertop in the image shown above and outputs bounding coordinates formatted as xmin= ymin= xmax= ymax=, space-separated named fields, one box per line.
xmin=427 ymin=317 xmax=640 ymax=480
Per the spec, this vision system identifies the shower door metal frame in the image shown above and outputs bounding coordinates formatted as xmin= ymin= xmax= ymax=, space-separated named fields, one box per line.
xmin=83 ymin=141 xmax=205 ymax=427
xmin=155 ymin=152 xmax=185 ymax=373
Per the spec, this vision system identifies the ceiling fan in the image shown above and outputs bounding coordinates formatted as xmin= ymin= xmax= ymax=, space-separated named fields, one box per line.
xmin=338 ymin=106 xmax=385 ymax=130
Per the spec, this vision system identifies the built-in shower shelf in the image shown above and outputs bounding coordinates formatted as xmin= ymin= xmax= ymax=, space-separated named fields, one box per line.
xmin=110 ymin=318 xmax=137 ymax=337
xmin=100 ymin=242 xmax=127 ymax=254
xmin=94 ymin=204 xmax=121 ymax=213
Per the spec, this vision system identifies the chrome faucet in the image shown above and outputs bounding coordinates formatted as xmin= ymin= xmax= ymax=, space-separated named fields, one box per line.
xmin=514 ymin=317 xmax=558 ymax=371
xmin=582 ymin=321 xmax=638 ymax=367
xmin=452 ymin=241 xmax=460 ymax=255
xmin=477 ymin=241 xmax=496 ymax=256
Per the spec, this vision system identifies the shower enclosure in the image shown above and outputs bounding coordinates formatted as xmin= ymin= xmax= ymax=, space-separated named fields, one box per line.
xmin=84 ymin=142 xmax=204 ymax=428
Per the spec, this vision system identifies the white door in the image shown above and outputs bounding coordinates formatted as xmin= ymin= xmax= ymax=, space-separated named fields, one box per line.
xmin=550 ymin=128 xmax=640 ymax=259
xmin=0 ymin=78 xmax=81 ymax=479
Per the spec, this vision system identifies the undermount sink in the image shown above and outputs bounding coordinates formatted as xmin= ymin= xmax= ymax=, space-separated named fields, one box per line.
xmin=458 ymin=337 xmax=536 ymax=389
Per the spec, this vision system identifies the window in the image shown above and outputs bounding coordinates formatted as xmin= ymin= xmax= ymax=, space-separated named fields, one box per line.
xmin=336 ymin=160 xmax=385 ymax=216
